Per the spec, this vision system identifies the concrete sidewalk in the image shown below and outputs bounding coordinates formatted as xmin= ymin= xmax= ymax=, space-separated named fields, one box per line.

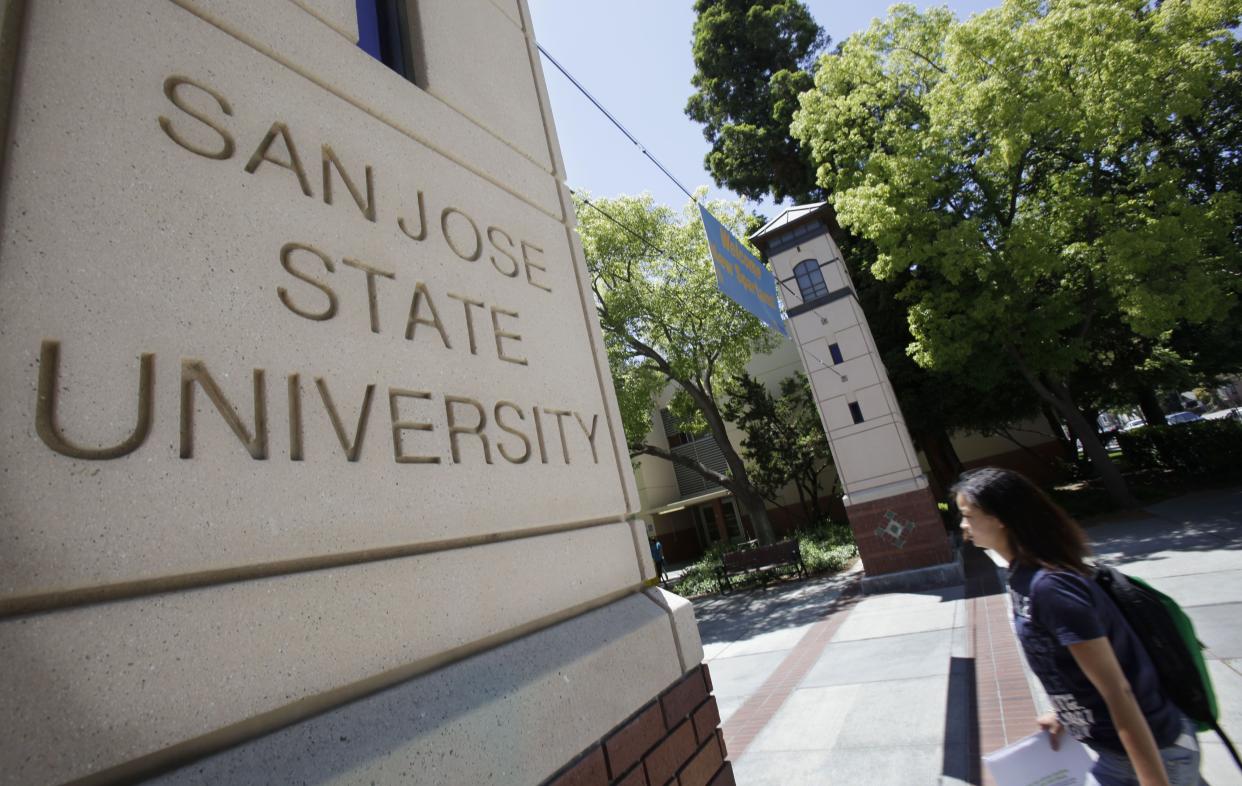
xmin=693 ymin=486 xmax=1242 ymax=785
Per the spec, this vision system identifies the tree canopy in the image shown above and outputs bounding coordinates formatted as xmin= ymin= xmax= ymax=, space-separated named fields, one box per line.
xmin=793 ymin=0 xmax=1242 ymax=505
xmin=722 ymin=371 xmax=835 ymax=527
xmin=575 ymin=192 xmax=782 ymax=541
xmin=686 ymin=0 xmax=828 ymax=203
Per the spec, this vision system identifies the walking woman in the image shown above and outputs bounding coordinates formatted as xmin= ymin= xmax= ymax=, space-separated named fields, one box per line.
xmin=952 ymin=468 xmax=1205 ymax=786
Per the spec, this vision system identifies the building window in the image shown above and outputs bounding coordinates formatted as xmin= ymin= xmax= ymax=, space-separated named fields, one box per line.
xmin=829 ymin=342 xmax=844 ymax=364
xmin=356 ymin=0 xmax=417 ymax=82
xmin=848 ymin=401 xmax=864 ymax=424
xmin=793 ymin=259 xmax=829 ymax=302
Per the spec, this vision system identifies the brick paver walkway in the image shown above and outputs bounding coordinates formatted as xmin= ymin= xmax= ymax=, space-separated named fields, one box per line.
xmin=718 ymin=585 xmax=860 ymax=758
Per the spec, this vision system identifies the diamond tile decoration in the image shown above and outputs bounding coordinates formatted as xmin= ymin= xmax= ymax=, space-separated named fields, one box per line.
xmin=876 ymin=510 xmax=916 ymax=549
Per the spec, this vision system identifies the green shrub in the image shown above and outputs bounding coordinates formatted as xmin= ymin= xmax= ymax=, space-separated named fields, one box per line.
xmin=796 ymin=523 xmax=858 ymax=574
xmin=1117 ymin=417 xmax=1242 ymax=476
xmin=668 ymin=524 xmax=858 ymax=597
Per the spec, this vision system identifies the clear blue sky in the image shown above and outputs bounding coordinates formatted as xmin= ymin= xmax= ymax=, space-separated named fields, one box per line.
xmin=526 ymin=1 xmax=1002 ymax=220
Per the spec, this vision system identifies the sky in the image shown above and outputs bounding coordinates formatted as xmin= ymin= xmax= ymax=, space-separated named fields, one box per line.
xmin=525 ymin=1 xmax=1002 ymax=221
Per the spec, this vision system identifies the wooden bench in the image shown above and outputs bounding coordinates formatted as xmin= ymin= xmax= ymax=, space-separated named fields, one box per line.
xmin=716 ymin=540 xmax=806 ymax=592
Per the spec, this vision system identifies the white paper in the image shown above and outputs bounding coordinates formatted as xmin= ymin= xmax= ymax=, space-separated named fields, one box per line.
xmin=983 ymin=731 xmax=1094 ymax=786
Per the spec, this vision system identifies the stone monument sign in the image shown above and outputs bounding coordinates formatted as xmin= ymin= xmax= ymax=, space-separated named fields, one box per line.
xmin=0 ymin=2 xmax=725 ymax=784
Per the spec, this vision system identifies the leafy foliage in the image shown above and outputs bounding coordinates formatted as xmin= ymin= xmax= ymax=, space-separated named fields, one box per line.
xmin=576 ymin=192 xmax=782 ymax=540
xmin=721 ymin=372 xmax=834 ymax=525
xmin=686 ymin=0 xmax=828 ymax=202
xmin=1118 ymin=417 xmax=1242 ymax=476
xmin=670 ymin=524 xmax=856 ymax=597
xmin=792 ymin=0 xmax=1242 ymax=505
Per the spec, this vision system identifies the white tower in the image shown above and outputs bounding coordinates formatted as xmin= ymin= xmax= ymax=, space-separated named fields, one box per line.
xmin=751 ymin=204 xmax=960 ymax=592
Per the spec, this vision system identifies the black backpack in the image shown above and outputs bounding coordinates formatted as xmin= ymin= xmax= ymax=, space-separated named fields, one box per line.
xmin=1094 ymin=565 xmax=1241 ymax=770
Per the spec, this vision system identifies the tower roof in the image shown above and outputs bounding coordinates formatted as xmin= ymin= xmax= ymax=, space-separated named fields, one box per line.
xmin=748 ymin=202 xmax=829 ymax=247
xmin=748 ymin=202 xmax=835 ymax=260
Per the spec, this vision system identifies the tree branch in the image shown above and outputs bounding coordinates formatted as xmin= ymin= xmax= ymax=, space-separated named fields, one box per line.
xmin=628 ymin=442 xmax=736 ymax=491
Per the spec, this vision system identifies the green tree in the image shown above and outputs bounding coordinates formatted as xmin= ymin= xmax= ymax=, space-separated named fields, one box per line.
xmin=793 ymin=0 xmax=1242 ymax=507
xmin=686 ymin=0 xmax=828 ymax=203
xmin=576 ymin=193 xmax=782 ymax=543
xmin=722 ymin=372 xmax=835 ymax=526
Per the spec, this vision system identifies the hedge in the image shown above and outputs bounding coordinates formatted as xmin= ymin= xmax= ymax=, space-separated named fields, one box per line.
xmin=1117 ymin=416 xmax=1242 ymax=476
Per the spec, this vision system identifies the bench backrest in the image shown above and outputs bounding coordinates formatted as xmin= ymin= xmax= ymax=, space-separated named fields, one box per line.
xmin=721 ymin=540 xmax=799 ymax=569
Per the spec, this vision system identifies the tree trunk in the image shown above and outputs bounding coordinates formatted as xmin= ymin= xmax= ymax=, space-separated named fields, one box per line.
xmin=691 ymin=383 xmax=777 ymax=543
xmin=1041 ymin=404 xmax=1075 ymax=460
xmin=735 ymin=486 xmax=775 ymax=544
xmin=914 ymin=427 xmax=964 ymax=500
xmin=1018 ymin=364 xmax=1138 ymax=509
xmin=1136 ymin=387 xmax=1166 ymax=426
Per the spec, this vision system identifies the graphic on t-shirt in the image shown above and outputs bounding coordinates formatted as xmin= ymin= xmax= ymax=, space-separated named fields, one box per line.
xmin=1049 ymin=694 xmax=1095 ymax=739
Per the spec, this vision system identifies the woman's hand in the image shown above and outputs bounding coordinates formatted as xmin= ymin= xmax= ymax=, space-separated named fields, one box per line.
xmin=1037 ymin=712 xmax=1064 ymax=751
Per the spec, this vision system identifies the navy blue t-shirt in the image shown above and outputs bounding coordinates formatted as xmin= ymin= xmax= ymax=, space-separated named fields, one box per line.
xmin=1008 ymin=564 xmax=1182 ymax=753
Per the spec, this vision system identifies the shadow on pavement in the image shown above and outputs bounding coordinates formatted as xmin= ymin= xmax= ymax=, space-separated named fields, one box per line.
xmin=691 ymin=569 xmax=858 ymax=647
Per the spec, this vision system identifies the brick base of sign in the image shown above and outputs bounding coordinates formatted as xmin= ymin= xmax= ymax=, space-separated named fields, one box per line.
xmin=845 ymin=485 xmax=955 ymax=577
xmin=543 ymin=664 xmax=734 ymax=786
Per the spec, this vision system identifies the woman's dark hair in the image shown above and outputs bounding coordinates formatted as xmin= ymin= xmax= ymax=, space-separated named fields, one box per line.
xmin=950 ymin=467 xmax=1091 ymax=573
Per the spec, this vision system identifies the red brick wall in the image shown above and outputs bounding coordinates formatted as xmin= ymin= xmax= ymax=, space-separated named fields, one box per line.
xmin=543 ymin=664 xmax=733 ymax=786
xmin=845 ymin=486 xmax=953 ymax=576
xmin=654 ymin=511 xmax=703 ymax=563
xmin=766 ymin=494 xmax=847 ymax=537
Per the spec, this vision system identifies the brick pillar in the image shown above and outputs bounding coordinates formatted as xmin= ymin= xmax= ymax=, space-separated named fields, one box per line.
xmin=544 ymin=664 xmax=733 ymax=786
xmin=844 ymin=485 xmax=953 ymax=576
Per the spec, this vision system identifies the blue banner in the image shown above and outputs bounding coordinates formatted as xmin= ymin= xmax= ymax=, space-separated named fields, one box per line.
xmin=699 ymin=205 xmax=786 ymax=335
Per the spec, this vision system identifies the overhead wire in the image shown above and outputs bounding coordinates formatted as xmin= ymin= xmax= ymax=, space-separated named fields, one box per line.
xmin=538 ymin=42 xmax=806 ymax=345
xmin=537 ymin=43 xmax=699 ymax=205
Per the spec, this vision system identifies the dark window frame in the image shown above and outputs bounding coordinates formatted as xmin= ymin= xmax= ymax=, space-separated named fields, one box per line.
xmin=828 ymin=343 xmax=844 ymax=365
xmin=356 ymin=0 xmax=418 ymax=82
xmin=793 ymin=259 xmax=829 ymax=303
xmin=848 ymin=401 xmax=864 ymax=424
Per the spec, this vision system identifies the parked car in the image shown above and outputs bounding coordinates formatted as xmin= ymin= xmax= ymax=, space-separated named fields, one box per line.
xmin=1165 ymin=411 xmax=1203 ymax=425
xmin=1122 ymin=418 xmax=1146 ymax=431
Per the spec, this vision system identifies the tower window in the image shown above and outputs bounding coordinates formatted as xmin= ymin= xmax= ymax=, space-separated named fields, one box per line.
xmin=793 ymin=259 xmax=829 ymax=302
xmin=848 ymin=401 xmax=864 ymax=424
xmin=829 ymin=343 xmax=844 ymax=364
xmin=356 ymin=0 xmax=417 ymax=82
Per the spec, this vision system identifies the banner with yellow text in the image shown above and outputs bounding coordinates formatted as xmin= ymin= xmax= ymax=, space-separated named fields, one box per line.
xmin=699 ymin=206 xmax=786 ymax=335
